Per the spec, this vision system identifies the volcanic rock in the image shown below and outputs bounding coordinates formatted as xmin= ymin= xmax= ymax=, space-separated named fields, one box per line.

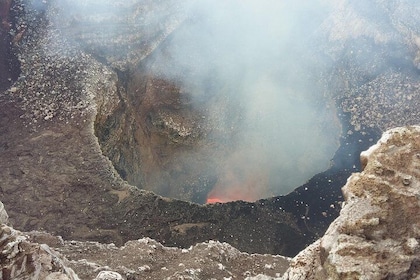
xmin=283 ymin=126 xmax=420 ymax=279
xmin=0 ymin=201 xmax=290 ymax=279
xmin=0 ymin=201 xmax=8 ymax=224
xmin=319 ymin=0 xmax=420 ymax=132
xmin=0 ymin=0 xmax=310 ymax=254
xmin=55 ymin=237 xmax=290 ymax=279
xmin=1 ymin=0 xmax=420 ymax=262
xmin=0 ymin=223 xmax=79 ymax=280
xmin=1 ymin=125 xmax=420 ymax=279
xmin=0 ymin=0 xmax=313 ymax=257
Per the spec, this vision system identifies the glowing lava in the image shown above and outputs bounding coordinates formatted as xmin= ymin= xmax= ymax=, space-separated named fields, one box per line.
xmin=206 ymin=197 xmax=225 ymax=204
xmin=206 ymin=150 xmax=269 ymax=204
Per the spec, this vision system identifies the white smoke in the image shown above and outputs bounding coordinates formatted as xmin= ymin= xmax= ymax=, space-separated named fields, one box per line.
xmin=48 ymin=0 xmax=341 ymax=201
xmin=149 ymin=0 xmax=340 ymax=199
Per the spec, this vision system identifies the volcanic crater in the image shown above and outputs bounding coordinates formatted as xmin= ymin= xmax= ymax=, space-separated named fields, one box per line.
xmin=0 ymin=0 xmax=419 ymax=261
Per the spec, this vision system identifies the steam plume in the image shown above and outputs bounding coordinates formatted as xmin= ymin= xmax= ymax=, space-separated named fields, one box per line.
xmin=50 ymin=0 xmax=341 ymax=201
xmin=150 ymin=0 xmax=340 ymax=200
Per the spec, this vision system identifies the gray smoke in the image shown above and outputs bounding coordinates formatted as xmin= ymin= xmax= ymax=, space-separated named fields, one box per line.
xmin=49 ymin=0 xmax=342 ymax=201
xmin=148 ymin=0 xmax=340 ymax=200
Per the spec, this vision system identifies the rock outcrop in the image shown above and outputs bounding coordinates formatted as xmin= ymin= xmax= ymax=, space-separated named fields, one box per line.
xmin=56 ymin=237 xmax=290 ymax=279
xmin=0 ymin=224 xmax=79 ymax=280
xmin=284 ymin=126 xmax=420 ymax=279
xmin=0 ymin=202 xmax=290 ymax=279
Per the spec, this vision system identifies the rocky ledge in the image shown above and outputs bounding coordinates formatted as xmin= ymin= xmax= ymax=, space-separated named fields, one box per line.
xmin=0 ymin=223 xmax=290 ymax=280
xmin=0 ymin=200 xmax=289 ymax=280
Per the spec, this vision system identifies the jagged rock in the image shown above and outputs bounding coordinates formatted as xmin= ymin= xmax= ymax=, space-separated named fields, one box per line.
xmin=1 ymin=218 xmax=282 ymax=280
xmin=283 ymin=126 xmax=420 ymax=279
xmin=0 ymin=200 xmax=287 ymax=280
xmin=54 ymin=238 xmax=289 ymax=279
xmin=2 ymin=126 xmax=420 ymax=279
xmin=1 ymin=125 xmax=419 ymax=279
xmin=95 ymin=271 xmax=123 ymax=280
xmin=54 ymin=0 xmax=192 ymax=71
xmin=0 ymin=224 xmax=79 ymax=280
xmin=4 ymin=229 xmax=288 ymax=280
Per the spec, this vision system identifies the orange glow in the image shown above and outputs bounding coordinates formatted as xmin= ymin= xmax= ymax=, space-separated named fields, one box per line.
xmin=205 ymin=149 xmax=269 ymax=204
xmin=206 ymin=197 xmax=225 ymax=204
xmin=206 ymin=193 xmax=254 ymax=204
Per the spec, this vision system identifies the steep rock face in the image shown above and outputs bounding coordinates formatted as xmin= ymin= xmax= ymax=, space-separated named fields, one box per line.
xmin=52 ymin=0 xmax=344 ymax=203
xmin=0 ymin=0 xmax=20 ymax=91
xmin=54 ymin=0 xmax=192 ymax=71
xmin=77 ymin=0 xmax=420 ymax=205
xmin=1 ymin=126 xmax=420 ymax=279
xmin=284 ymin=126 xmax=420 ymax=279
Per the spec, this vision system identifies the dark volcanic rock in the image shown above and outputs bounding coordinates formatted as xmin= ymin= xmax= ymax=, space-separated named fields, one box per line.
xmin=55 ymin=237 xmax=290 ymax=279
xmin=319 ymin=0 xmax=420 ymax=131
xmin=58 ymin=0 xmax=342 ymax=203
xmin=0 ymin=201 xmax=290 ymax=280
xmin=0 ymin=93 xmax=308 ymax=256
xmin=0 ymin=0 xmax=310 ymax=257
xmin=1 ymin=126 xmax=419 ymax=279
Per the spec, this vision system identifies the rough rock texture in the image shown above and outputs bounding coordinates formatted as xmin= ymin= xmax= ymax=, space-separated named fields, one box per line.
xmin=1 ymin=0 xmax=420 ymax=261
xmin=0 ymin=0 xmax=20 ymax=91
xmin=0 ymin=224 xmax=79 ymax=280
xmin=320 ymin=0 xmax=420 ymax=132
xmin=55 ymin=237 xmax=289 ymax=279
xmin=54 ymin=0 xmax=192 ymax=71
xmin=283 ymin=126 xmax=420 ymax=279
xmin=0 ymin=201 xmax=8 ymax=224
xmin=0 ymin=219 xmax=290 ymax=280
xmin=0 ymin=0 xmax=318 ymax=257
xmin=2 ymin=126 xmax=420 ymax=279
xmin=0 ymin=205 xmax=289 ymax=280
